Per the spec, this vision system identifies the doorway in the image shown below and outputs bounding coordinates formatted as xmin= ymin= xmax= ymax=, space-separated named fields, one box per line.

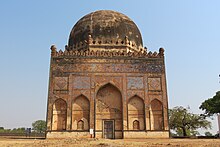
xmin=103 ymin=120 xmax=114 ymax=139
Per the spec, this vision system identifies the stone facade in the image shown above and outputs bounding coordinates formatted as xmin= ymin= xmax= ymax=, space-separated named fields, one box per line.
xmin=46 ymin=10 xmax=169 ymax=139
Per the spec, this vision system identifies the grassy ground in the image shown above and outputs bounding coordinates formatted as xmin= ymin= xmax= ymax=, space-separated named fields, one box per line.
xmin=0 ymin=137 xmax=220 ymax=147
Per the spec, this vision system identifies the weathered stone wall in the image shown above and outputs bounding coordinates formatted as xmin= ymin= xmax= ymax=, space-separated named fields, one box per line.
xmin=124 ymin=131 xmax=169 ymax=139
xmin=46 ymin=48 xmax=169 ymax=139
xmin=47 ymin=132 xmax=91 ymax=138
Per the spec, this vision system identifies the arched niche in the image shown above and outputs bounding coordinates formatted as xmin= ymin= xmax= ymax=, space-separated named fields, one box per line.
xmin=128 ymin=95 xmax=145 ymax=130
xmin=77 ymin=120 xmax=84 ymax=130
xmin=52 ymin=98 xmax=67 ymax=131
xmin=133 ymin=120 xmax=140 ymax=130
xmin=96 ymin=83 xmax=122 ymax=138
xmin=72 ymin=95 xmax=90 ymax=130
xmin=150 ymin=99 xmax=163 ymax=130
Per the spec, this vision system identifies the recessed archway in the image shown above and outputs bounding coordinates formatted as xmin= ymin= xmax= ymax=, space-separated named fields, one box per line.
xmin=96 ymin=83 xmax=122 ymax=139
xmin=72 ymin=95 xmax=90 ymax=130
xmin=133 ymin=120 xmax=140 ymax=130
xmin=52 ymin=98 xmax=67 ymax=131
xmin=150 ymin=99 xmax=163 ymax=130
xmin=128 ymin=95 xmax=145 ymax=130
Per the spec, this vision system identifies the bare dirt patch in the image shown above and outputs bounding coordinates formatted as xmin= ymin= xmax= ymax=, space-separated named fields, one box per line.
xmin=0 ymin=137 xmax=220 ymax=147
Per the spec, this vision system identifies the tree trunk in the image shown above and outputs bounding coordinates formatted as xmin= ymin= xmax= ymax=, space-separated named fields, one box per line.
xmin=182 ymin=127 xmax=187 ymax=136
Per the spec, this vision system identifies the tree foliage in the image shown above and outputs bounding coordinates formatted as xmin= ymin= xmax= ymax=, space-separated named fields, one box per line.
xmin=205 ymin=131 xmax=213 ymax=136
xmin=32 ymin=120 xmax=46 ymax=133
xmin=169 ymin=106 xmax=211 ymax=136
xmin=199 ymin=91 xmax=220 ymax=117
xmin=0 ymin=127 xmax=25 ymax=133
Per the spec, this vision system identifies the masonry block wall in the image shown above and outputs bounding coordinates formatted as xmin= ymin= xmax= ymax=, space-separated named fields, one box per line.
xmin=46 ymin=48 xmax=169 ymax=138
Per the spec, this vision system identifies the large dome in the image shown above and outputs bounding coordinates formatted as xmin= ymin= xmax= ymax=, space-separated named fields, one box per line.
xmin=68 ymin=10 xmax=143 ymax=50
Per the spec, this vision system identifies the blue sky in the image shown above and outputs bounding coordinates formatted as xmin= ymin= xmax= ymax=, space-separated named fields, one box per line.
xmin=0 ymin=1 xmax=219 ymax=134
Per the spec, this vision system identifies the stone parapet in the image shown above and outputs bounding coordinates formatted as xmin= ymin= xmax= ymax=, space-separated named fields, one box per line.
xmin=50 ymin=45 xmax=164 ymax=59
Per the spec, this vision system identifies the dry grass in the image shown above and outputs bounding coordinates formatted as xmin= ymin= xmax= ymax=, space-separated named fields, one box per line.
xmin=0 ymin=137 xmax=220 ymax=147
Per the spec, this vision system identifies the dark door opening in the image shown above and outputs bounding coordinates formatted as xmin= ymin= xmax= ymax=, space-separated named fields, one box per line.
xmin=103 ymin=120 xmax=114 ymax=139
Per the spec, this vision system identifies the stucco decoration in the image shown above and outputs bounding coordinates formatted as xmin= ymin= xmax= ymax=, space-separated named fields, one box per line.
xmin=54 ymin=77 xmax=68 ymax=90
xmin=73 ymin=76 xmax=90 ymax=89
xmin=55 ymin=63 xmax=164 ymax=73
xmin=127 ymin=77 xmax=144 ymax=89
xmin=148 ymin=78 xmax=161 ymax=91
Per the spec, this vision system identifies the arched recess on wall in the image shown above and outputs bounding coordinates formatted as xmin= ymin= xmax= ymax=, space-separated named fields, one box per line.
xmin=77 ymin=120 xmax=84 ymax=130
xmin=150 ymin=99 xmax=163 ymax=130
xmin=133 ymin=120 xmax=140 ymax=130
xmin=72 ymin=95 xmax=90 ymax=130
xmin=96 ymin=83 xmax=123 ymax=138
xmin=52 ymin=98 xmax=67 ymax=131
xmin=127 ymin=95 xmax=145 ymax=130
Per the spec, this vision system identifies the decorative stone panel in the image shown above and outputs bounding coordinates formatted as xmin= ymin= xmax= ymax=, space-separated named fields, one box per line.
xmin=54 ymin=77 xmax=68 ymax=90
xmin=127 ymin=90 xmax=144 ymax=100
xmin=54 ymin=63 xmax=164 ymax=74
xmin=148 ymin=78 xmax=161 ymax=91
xmin=94 ymin=76 xmax=122 ymax=91
xmin=73 ymin=90 xmax=90 ymax=100
xmin=127 ymin=77 xmax=144 ymax=89
xmin=73 ymin=76 xmax=90 ymax=89
xmin=148 ymin=95 xmax=163 ymax=104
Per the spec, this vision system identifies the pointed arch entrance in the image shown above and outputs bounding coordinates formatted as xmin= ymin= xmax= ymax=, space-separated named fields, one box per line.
xmin=128 ymin=95 xmax=145 ymax=130
xmin=150 ymin=99 xmax=163 ymax=130
xmin=52 ymin=98 xmax=67 ymax=131
xmin=72 ymin=95 xmax=90 ymax=130
xmin=95 ymin=83 xmax=122 ymax=139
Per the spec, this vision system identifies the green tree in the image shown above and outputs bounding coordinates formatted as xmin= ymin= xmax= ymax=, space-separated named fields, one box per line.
xmin=0 ymin=127 xmax=5 ymax=133
xmin=10 ymin=127 xmax=25 ymax=133
xmin=199 ymin=91 xmax=220 ymax=117
xmin=32 ymin=120 xmax=46 ymax=133
xmin=169 ymin=106 xmax=211 ymax=136
xmin=205 ymin=131 xmax=213 ymax=136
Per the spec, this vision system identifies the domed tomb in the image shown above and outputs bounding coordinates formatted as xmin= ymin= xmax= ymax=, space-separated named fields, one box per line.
xmin=68 ymin=10 xmax=143 ymax=51
xmin=47 ymin=10 xmax=169 ymax=139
